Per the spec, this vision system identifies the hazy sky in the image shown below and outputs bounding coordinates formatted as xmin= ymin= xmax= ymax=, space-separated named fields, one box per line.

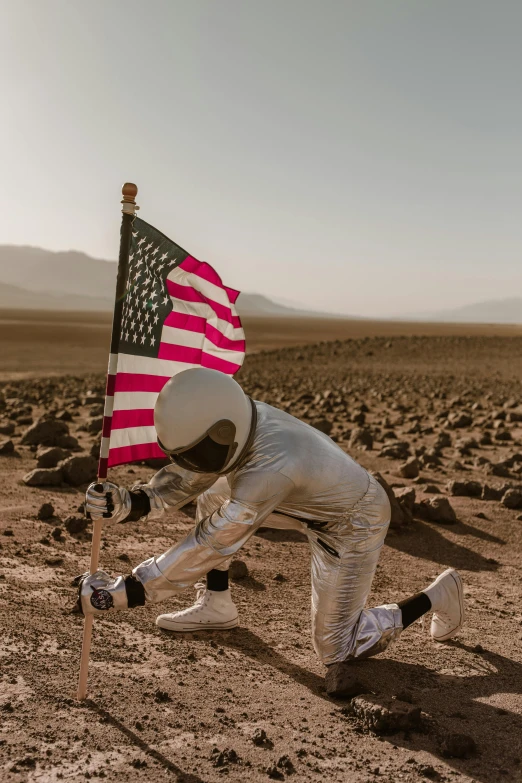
xmin=2 ymin=1 xmax=521 ymax=317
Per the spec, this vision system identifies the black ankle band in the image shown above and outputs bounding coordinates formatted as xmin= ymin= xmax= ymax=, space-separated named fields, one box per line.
xmin=398 ymin=592 xmax=432 ymax=629
xmin=206 ymin=569 xmax=229 ymax=592
xmin=124 ymin=575 xmax=146 ymax=607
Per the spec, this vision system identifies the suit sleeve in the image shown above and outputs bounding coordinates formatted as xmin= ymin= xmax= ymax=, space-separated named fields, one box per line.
xmin=131 ymin=464 xmax=218 ymax=519
xmin=133 ymin=470 xmax=295 ymax=601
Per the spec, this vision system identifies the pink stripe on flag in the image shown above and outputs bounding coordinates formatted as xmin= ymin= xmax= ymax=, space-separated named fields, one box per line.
xmin=166 ymin=279 xmax=242 ymax=328
xmin=107 ymin=442 xmax=166 ymax=468
xmin=114 ymin=373 xmax=171 ymax=393
xmin=205 ymin=324 xmax=246 ymax=351
xmin=164 ymin=310 xmax=206 ymax=333
xmin=110 ymin=408 xmax=155 ymax=430
xmin=179 ymin=256 xmax=223 ymax=288
xmin=159 ymin=342 xmax=241 ymax=374
xmin=224 ymin=286 xmax=240 ymax=304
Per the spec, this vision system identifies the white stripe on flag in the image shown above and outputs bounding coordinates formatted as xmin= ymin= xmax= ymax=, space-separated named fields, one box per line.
xmin=108 ymin=425 xmax=157 ymax=450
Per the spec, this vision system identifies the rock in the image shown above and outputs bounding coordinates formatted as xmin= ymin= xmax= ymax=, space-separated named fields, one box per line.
xmin=44 ymin=556 xmax=64 ymax=567
xmin=229 ymin=560 xmax=249 ymax=580
xmin=374 ymin=473 xmax=407 ymax=528
xmin=422 ymin=484 xmax=440 ymax=494
xmin=36 ymin=446 xmax=72 ymax=469
xmin=252 ymin=728 xmax=271 ymax=747
xmin=266 ymin=766 xmax=285 ymax=780
xmin=273 ymin=573 xmax=287 ymax=582
xmin=310 ymin=418 xmax=332 ymax=436
xmin=446 ymin=480 xmax=482 ymax=497
xmin=64 ymin=516 xmax=88 ymax=534
xmin=486 ymin=461 xmax=512 ymax=478
xmin=447 ymin=412 xmax=472 ymax=429
xmin=51 ymin=527 xmax=64 ymax=541
xmin=415 ymin=496 xmax=457 ymax=524
xmin=154 ymin=689 xmax=171 ymax=703
xmin=276 ymin=756 xmax=295 ymax=775
xmin=37 ymin=502 xmax=54 ymax=521
xmin=85 ymin=417 xmax=103 ymax=435
xmin=349 ymin=427 xmax=373 ymax=450
xmin=398 ymin=457 xmax=420 ymax=479
xmin=0 ymin=421 xmax=15 ymax=436
xmin=21 ymin=418 xmax=69 ymax=447
xmin=324 ymin=662 xmax=370 ymax=698
xmin=394 ymin=487 xmax=416 ymax=521
xmin=117 ymin=553 xmax=131 ymax=563
xmin=56 ymin=434 xmax=80 ymax=450
xmin=211 ymin=748 xmax=240 ymax=767
xmin=495 ymin=429 xmax=513 ymax=441
xmin=379 ymin=441 xmax=411 ymax=460
xmin=0 ymin=439 xmax=15 ymax=455
xmin=434 ymin=431 xmax=452 ymax=449
xmin=440 ymin=732 xmax=476 ymax=758
xmin=501 ymin=488 xmax=522 ymax=510
xmin=347 ymin=694 xmax=422 ymax=734
xmin=59 ymin=455 xmax=97 ymax=486
xmin=23 ymin=467 xmax=63 ymax=487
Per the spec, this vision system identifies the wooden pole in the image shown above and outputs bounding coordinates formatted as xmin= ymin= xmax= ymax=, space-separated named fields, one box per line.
xmin=76 ymin=183 xmax=138 ymax=701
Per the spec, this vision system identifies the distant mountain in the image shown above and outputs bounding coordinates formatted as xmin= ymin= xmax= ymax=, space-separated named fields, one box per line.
xmin=405 ymin=298 xmax=522 ymax=325
xmin=0 ymin=245 xmax=320 ymax=317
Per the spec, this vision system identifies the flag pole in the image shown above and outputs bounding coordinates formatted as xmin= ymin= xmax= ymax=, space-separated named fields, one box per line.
xmin=76 ymin=182 xmax=138 ymax=700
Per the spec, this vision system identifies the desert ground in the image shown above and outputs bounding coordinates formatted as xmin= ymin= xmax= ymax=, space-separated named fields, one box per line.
xmin=1 ymin=311 xmax=522 ymax=783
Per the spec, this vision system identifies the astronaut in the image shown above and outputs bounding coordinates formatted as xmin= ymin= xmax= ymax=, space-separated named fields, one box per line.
xmin=81 ymin=368 xmax=464 ymax=666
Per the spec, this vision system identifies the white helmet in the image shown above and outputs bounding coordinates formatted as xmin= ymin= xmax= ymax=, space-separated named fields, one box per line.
xmin=154 ymin=368 xmax=255 ymax=474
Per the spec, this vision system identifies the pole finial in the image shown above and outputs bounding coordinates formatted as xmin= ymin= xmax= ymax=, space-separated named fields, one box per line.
xmin=121 ymin=183 xmax=139 ymax=214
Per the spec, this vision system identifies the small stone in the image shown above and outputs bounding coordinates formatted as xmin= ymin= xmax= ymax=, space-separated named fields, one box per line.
xmin=473 ymin=644 xmax=484 ymax=653
xmin=44 ymin=557 xmax=64 ymax=567
xmin=266 ymin=765 xmax=285 ymax=780
xmin=415 ymin=496 xmax=457 ymax=524
xmin=374 ymin=472 xmax=407 ymax=528
xmin=21 ymin=418 xmax=69 ymax=447
xmin=276 ymin=755 xmax=295 ymax=775
xmin=36 ymin=446 xmax=71 ymax=469
xmin=118 ymin=553 xmax=131 ymax=563
xmin=154 ymin=690 xmax=171 ymax=703
xmin=348 ymin=694 xmax=422 ymax=734
xmin=447 ymin=412 xmax=472 ymax=429
xmin=273 ymin=573 xmax=287 ymax=582
xmin=379 ymin=441 xmax=411 ymax=460
xmin=440 ymin=732 xmax=476 ymax=758
xmin=36 ymin=503 xmax=54 ymax=521
xmin=0 ymin=421 xmax=15 ymax=436
xmin=64 ymin=516 xmax=88 ymax=534
xmin=349 ymin=427 xmax=373 ymax=450
xmin=229 ymin=560 xmax=249 ymax=580
xmin=23 ymin=467 xmax=63 ymax=487
xmin=398 ymin=457 xmax=420 ymax=479
xmin=446 ymin=480 xmax=482 ymax=497
xmin=51 ymin=527 xmax=64 ymax=541
xmin=59 ymin=455 xmax=97 ymax=486
xmin=482 ymin=484 xmax=503 ymax=501
xmin=252 ymin=728 xmax=271 ymax=747
xmin=501 ymin=488 xmax=522 ymax=510
xmin=0 ymin=439 xmax=15 ymax=455
xmin=324 ymin=662 xmax=369 ymax=698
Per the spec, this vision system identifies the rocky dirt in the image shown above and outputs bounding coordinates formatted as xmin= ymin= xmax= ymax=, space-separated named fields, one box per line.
xmin=1 ymin=334 xmax=522 ymax=782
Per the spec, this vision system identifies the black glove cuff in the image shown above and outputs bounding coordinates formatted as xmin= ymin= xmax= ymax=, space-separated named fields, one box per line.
xmin=126 ymin=489 xmax=151 ymax=522
xmin=124 ymin=575 xmax=146 ymax=608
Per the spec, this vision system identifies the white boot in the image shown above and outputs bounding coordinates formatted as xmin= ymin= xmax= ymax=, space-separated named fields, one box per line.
xmin=422 ymin=568 xmax=465 ymax=642
xmin=156 ymin=583 xmax=239 ymax=632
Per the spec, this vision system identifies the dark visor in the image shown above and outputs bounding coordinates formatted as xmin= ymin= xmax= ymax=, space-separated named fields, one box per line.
xmin=157 ymin=419 xmax=237 ymax=474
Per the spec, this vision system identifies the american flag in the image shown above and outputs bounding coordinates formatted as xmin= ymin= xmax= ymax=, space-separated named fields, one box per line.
xmin=98 ymin=216 xmax=246 ymax=474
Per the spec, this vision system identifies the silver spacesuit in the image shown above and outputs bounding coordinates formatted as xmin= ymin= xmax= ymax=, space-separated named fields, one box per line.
xmin=132 ymin=400 xmax=403 ymax=664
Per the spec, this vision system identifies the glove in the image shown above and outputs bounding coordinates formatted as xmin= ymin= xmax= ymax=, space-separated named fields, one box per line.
xmin=73 ymin=570 xmax=128 ymax=614
xmin=85 ymin=482 xmax=131 ymax=524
